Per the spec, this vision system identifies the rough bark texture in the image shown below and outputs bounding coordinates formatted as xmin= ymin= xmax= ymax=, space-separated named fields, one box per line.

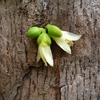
xmin=0 ymin=0 xmax=100 ymax=100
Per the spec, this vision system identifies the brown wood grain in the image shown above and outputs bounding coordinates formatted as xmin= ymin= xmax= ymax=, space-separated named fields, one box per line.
xmin=0 ymin=0 xmax=100 ymax=100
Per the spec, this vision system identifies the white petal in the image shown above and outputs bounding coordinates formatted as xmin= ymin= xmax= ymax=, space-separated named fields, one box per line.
xmin=53 ymin=37 xmax=71 ymax=54
xmin=39 ymin=46 xmax=47 ymax=66
xmin=42 ymin=46 xmax=54 ymax=66
xmin=62 ymin=31 xmax=82 ymax=41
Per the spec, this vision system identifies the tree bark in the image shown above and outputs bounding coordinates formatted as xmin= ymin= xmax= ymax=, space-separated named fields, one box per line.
xmin=0 ymin=0 xmax=100 ymax=100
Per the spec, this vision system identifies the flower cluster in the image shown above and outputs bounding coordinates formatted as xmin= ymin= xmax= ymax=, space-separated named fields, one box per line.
xmin=27 ymin=24 xmax=82 ymax=66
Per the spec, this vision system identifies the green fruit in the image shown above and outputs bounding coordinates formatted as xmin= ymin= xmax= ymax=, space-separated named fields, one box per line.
xmin=27 ymin=27 xmax=42 ymax=38
xmin=37 ymin=33 xmax=51 ymax=46
xmin=45 ymin=24 xmax=62 ymax=37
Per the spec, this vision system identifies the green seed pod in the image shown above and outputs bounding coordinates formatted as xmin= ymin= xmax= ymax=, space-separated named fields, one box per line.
xmin=37 ymin=32 xmax=51 ymax=46
xmin=27 ymin=27 xmax=42 ymax=38
xmin=45 ymin=24 xmax=62 ymax=37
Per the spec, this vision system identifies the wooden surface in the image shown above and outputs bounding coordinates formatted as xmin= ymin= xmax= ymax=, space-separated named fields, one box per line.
xmin=0 ymin=0 xmax=100 ymax=100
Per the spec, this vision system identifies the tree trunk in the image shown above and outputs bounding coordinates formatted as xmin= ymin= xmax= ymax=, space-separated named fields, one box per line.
xmin=0 ymin=0 xmax=100 ymax=100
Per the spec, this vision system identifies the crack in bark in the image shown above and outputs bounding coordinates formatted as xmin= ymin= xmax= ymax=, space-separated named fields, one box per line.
xmin=22 ymin=66 xmax=32 ymax=81
xmin=54 ymin=58 xmax=61 ymax=100
xmin=14 ymin=86 xmax=22 ymax=100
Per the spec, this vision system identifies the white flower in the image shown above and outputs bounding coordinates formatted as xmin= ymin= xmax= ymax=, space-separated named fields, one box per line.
xmin=37 ymin=45 xmax=53 ymax=66
xmin=51 ymin=31 xmax=82 ymax=54
xmin=37 ymin=32 xmax=53 ymax=66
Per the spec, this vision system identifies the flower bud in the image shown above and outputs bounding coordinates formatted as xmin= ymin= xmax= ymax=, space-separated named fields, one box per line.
xmin=37 ymin=33 xmax=51 ymax=46
xmin=27 ymin=27 xmax=42 ymax=38
xmin=45 ymin=24 xmax=62 ymax=37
